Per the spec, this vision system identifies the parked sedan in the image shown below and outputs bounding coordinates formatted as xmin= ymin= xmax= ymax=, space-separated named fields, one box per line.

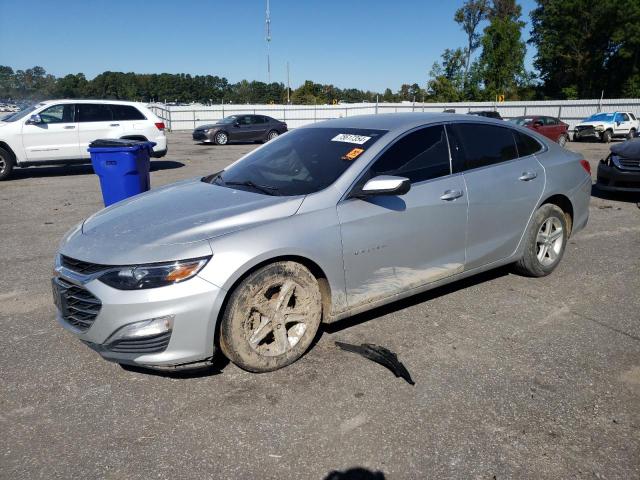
xmin=192 ymin=114 xmax=287 ymax=145
xmin=510 ymin=116 xmax=570 ymax=147
xmin=54 ymin=114 xmax=591 ymax=373
xmin=597 ymin=138 xmax=640 ymax=192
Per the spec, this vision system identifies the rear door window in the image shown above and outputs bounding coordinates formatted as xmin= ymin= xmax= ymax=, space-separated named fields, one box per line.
xmin=78 ymin=104 xmax=113 ymax=122
xmin=513 ymin=130 xmax=543 ymax=157
xmin=447 ymin=123 xmax=518 ymax=172
xmin=370 ymin=125 xmax=451 ymax=183
xmin=111 ymin=104 xmax=145 ymax=121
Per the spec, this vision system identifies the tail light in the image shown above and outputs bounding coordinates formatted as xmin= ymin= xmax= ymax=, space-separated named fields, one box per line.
xmin=579 ymin=159 xmax=591 ymax=175
xmin=154 ymin=122 xmax=165 ymax=131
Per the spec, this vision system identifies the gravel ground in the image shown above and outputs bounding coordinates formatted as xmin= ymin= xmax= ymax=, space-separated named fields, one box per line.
xmin=1 ymin=132 xmax=639 ymax=479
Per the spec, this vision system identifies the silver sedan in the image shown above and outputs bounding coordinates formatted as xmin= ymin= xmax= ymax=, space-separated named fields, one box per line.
xmin=53 ymin=113 xmax=591 ymax=372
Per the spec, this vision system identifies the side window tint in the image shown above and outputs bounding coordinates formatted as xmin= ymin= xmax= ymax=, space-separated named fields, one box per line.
xmin=448 ymin=123 xmax=518 ymax=170
xmin=621 ymin=113 xmax=630 ymax=121
xmin=629 ymin=113 xmax=637 ymax=121
xmin=78 ymin=104 xmax=113 ymax=122
xmin=513 ymin=130 xmax=542 ymax=157
xmin=39 ymin=104 xmax=74 ymax=124
xmin=370 ymin=125 xmax=451 ymax=183
xmin=111 ymin=105 xmax=145 ymax=121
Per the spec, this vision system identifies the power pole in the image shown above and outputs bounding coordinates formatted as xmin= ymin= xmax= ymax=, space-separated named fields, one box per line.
xmin=286 ymin=61 xmax=290 ymax=104
xmin=266 ymin=0 xmax=272 ymax=83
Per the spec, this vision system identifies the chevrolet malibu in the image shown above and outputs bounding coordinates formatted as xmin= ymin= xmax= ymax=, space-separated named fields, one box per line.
xmin=53 ymin=114 xmax=591 ymax=373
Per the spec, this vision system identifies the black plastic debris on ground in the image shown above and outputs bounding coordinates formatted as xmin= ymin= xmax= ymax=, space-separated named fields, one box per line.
xmin=335 ymin=341 xmax=415 ymax=385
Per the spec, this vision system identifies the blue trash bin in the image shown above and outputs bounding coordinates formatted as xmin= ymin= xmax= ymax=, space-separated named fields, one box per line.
xmin=88 ymin=139 xmax=156 ymax=207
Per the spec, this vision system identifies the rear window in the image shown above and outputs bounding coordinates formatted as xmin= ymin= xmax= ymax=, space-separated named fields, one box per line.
xmin=206 ymin=128 xmax=387 ymax=196
xmin=448 ymin=123 xmax=518 ymax=172
xmin=111 ymin=104 xmax=146 ymax=121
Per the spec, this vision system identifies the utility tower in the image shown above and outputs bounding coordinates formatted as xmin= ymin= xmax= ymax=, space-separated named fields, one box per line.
xmin=266 ymin=0 xmax=271 ymax=83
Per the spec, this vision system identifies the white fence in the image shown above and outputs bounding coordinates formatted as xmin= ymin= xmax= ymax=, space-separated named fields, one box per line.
xmin=148 ymin=98 xmax=640 ymax=132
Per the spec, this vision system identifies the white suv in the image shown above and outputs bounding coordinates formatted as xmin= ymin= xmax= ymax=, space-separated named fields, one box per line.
xmin=0 ymin=99 xmax=167 ymax=180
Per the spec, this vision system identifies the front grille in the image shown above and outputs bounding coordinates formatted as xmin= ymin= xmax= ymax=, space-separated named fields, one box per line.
xmin=61 ymin=255 xmax=109 ymax=275
xmin=54 ymin=278 xmax=102 ymax=332
xmin=108 ymin=331 xmax=172 ymax=354
xmin=616 ymin=157 xmax=640 ymax=170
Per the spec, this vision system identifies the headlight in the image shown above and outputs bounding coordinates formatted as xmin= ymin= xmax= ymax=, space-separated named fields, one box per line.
xmin=595 ymin=125 xmax=605 ymax=131
xmin=99 ymin=257 xmax=210 ymax=290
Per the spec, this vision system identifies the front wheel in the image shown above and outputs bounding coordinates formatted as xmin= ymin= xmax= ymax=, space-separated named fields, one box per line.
xmin=558 ymin=134 xmax=568 ymax=147
xmin=0 ymin=147 xmax=15 ymax=181
xmin=514 ymin=204 xmax=568 ymax=277
xmin=628 ymin=129 xmax=637 ymax=140
xmin=602 ymin=130 xmax=612 ymax=143
xmin=266 ymin=130 xmax=280 ymax=141
xmin=214 ymin=131 xmax=229 ymax=145
xmin=220 ymin=261 xmax=322 ymax=372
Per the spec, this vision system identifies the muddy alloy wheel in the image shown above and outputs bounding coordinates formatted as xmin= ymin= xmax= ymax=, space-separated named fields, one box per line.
xmin=558 ymin=134 xmax=568 ymax=147
xmin=220 ymin=261 xmax=322 ymax=372
xmin=0 ymin=147 xmax=14 ymax=181
xmin=214 ymin=131 xmax=228 ymax=145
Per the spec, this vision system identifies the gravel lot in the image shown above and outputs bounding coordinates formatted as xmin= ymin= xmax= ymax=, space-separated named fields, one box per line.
xmin=1 ymin=131 xmax=639 ymax=479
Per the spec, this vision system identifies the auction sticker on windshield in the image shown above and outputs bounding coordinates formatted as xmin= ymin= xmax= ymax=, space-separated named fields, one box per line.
xmin=331 ymin=133 xmax=372 ymax=145
xmin=341 ymin=147 xmax=365 ymax=161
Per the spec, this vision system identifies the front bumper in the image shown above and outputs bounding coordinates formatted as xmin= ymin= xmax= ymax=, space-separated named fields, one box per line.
xmin=192 ymin=130 xmax=212 ymax=142
xmin=54 ymin=272 xmax=227 ymax=368
xmin=597 ymin=162 xmax=640 ymax=192
xmin=574 ymin=127 xmax=601 ymax=140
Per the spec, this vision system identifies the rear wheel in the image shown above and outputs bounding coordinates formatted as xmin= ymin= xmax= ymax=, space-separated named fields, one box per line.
xmin=514 ymin=204 xmax=568 ymax=277
xmin=214 ymin=131 xmax=228 ymax=145
xmin=558 ymin=134 xmax=568 ymax=147
xmin=0 ymin=147 xmax=15 ymax=181
xmin=602 ymin=129 xmax=612 ymax=143
xmin=220 ymin=261 xmax=322 ymax=372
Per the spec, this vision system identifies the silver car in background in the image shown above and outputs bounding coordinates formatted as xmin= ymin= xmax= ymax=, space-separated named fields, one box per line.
xmin=53 ymin=114 xmax=591 ymax=372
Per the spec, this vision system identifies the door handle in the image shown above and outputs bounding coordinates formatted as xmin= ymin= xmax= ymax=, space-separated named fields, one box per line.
xmin=440 ymin=189 xmax=463 ymax=201
xmin=64 ymin=125 xmax=76 ymax=129
xmin=110 ymin=123 xmax=120 ymax=127
xmin=519 ymin=171 xmax=537 ymax=181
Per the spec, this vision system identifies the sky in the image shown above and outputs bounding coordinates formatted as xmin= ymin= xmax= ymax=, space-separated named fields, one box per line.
xmin=0 ymin=0 xmax=538 ymax=92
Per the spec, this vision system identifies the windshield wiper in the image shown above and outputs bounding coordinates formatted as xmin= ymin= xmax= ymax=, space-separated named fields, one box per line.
xmin=224 ymin=180 xmax=279 ymax=195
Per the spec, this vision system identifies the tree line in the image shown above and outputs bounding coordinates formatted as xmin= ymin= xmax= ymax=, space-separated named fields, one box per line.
xmin=1 ymin=0 xmax=638 ymax=105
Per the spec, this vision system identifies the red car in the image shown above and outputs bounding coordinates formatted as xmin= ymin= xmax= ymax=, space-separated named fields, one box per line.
xmin=510 ymin=116 xmax=570 ymax=147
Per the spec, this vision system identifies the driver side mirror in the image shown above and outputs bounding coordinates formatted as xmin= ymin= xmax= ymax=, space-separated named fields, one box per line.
xmin=26 ymin=114 xmax=42 ymax=125
xmin=355 ymin=175 xmax=411 ymax=197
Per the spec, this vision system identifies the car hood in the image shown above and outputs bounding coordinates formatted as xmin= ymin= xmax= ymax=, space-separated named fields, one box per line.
xmin=196 ymin=124 xmax=224 ymax=130
xmin=577 ymin=121 xmax=611 ymax=128
xmin=60 ymin=178 xmax=304 ymax=264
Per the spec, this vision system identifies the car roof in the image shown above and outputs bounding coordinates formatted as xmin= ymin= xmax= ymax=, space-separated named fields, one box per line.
xmin=39 ymin=99 xmax=147 ymax=106
xmin=303 ymin=112 xmax=507 ymax=134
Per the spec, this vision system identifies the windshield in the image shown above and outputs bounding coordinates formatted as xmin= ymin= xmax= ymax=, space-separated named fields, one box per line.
xmin=1 ymin=104 xmax=41 ymax=122
xmin=205 ymin=127 xmax=387 ymax=196
xmin=216 ymin=116 xmax=238 ymax=124
xmin=510 ymin=117 xmax=535 ymax=126
xmin=586 ymin=113 xmax=615 ymax=122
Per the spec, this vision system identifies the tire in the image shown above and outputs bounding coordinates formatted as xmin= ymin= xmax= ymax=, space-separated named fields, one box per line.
xmin=219 ymin=261 xmax=322 ymax=372
xmin=628 ymin=129 xmax=636 ymax=140
xmin=558 ymin=134 xmax=568 ymax=147
xmin=266 ymin=130 xmax=279 ymax=141
xmin=214 ymin=131 xmax=228 ymax=145
xmin=0 ymin=147 xmax=15 ymax=181
xmin=602 ymin=130 xmax=612 ymax=143
xmin=514 ymin=204 xmax=568 ymax=277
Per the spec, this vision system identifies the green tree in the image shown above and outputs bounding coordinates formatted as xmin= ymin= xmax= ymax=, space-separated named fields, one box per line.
xmin=427 ymin=48 xmax=467 ymax=101
xmin=478 ymin=0 xmax=527 ymax=99
xmin=454 ymin=0 xmax=489 ymax=82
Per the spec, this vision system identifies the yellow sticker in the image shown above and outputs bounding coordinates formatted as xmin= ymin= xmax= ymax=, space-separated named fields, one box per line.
xmin=342 ymin=148 xmax=365 ymax=161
